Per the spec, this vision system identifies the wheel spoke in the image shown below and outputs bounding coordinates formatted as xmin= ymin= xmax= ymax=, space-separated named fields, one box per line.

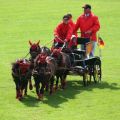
xmin=93 ymin=63 xmax=101 ymax=83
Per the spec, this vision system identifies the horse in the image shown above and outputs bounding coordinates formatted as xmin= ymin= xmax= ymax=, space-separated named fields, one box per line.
xmin=11 ymin=59 xmax=32 ymax=100
xmin=28 ymin=40 xmax=41 ymax=90
xmin=33 ymin=48 xmax=57 ymax=100
xmin=39 ymin=46 xmax=71 ymax=90
xmin=51 ymin=47 xmax=71 ymax=90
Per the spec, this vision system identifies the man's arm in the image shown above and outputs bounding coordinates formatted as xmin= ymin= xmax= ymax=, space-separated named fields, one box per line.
xmin=66 ymin=25 xmax=73 ymax=42
xmin=54 ymin=23 xmax=61 ymax=37
xmin=89 ymin=16 xmax=100 ymax=33
xmin=73 ymin=18 xmax=80 ymax=35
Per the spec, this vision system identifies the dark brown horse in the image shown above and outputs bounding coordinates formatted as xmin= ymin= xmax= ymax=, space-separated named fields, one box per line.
xmin=33 ymin=49 xmax=57 ymax=100
xmin=51 ymin=48 xmax=71 ymax=89
xmin=28 ymin=40 xmax=41 ymax=90
xmin=11 ymin=59 xmax=32 ymax=100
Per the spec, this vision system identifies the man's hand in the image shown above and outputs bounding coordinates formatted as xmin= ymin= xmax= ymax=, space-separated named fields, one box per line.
xmin=85 ymin=30 xmax=92 ymax=34
xmin=64 ymin=41 xmax=68 ymax=48
xmin=54 ymin=35 xmax=58 ymax=38
xmin=64 ymin=39 xmax=67 ymax=42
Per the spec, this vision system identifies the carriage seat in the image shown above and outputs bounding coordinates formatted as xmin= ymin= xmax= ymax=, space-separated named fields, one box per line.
xmin=77 ymin=37 xmax=90 ymax=45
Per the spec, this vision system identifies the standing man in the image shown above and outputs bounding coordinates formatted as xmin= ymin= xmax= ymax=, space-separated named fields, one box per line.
xmin=74 ymin=4 xmax=100 ymax=57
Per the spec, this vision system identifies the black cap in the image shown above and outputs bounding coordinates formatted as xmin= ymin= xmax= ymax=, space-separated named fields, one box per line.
xmin=66 ymin=13 xmax=72 ymax=19
xmin=82 ymin=4 xmax=91 ymax=9
xmin=63 ymin=15 xmax=69 ymax=20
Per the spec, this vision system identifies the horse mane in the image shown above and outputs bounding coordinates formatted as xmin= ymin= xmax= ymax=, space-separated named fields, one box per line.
xmin=41 ymin=46 xmax=51 ymax=56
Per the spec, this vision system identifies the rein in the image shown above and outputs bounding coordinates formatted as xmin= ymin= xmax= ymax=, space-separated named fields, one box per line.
xmin=43 ymin=39 xmax=54 ymax=46
xmin=22 ymin=52 xmax=30 ymax=59
xmin=42 ymin=36 xmax=64 ymax=47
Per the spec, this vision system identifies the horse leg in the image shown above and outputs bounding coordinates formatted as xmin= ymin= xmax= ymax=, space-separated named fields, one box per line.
xmin=50 ymin=76 xmax=54 ymax=95
xmin=29 ymin=77 xmax=33 ymax=90
xmin=14 ymin=80 xmax=19 ymax=99
xmin=60 ymin=75 xmax=63 ymax=89
xmin=24 ymin=80 xmax=28 ymax=96
xmin=14 ymin=78 xmax=21 ymax=99
xmin=24 ymin=86 xmax=27 ymax=96
xmin=20 ymin=81 xmax=25 ymax=100
xmin=60 ymin=75 xmax=66 ymax=89
xmin=39 ymin=82 xmax=45 ymax=100
xmin=60 ymin=74 xmax=67 ymax=89
xmin=63 ymin=70 xmax=69 ymax=88
xmin=45 ymin=80 xmax=49 ymax=92
xmin=34 ymin=78 xmax=40 ymax=99
xmin=62 ymin=72 xmax=68 ymax=88
xmin=55 ymin=75 xmax=59 ymax=90
xmin=16 ymin=89 xmax=21 ymax=100
xmin=62 ymin=79 xmax=66 ymax=89
xmin=16 ymin=87 xmax=21 ymax=99
xmin=20 ymin=89 xmax=23 ymax=100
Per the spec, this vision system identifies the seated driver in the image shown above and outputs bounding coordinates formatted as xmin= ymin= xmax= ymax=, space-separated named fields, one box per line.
xmin=52 ymin=15 xmax=76 ymax=50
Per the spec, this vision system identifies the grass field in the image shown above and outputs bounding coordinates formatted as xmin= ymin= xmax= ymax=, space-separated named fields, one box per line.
xmin=0 ymin=0 xmax=120 ymax=120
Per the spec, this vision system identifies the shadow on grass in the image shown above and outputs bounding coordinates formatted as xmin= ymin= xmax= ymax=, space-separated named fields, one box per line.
xmin=20 ymin=95 xmax=39 ymax=107
xmin=20 ymin=80 xmax=120 ymax=108
xmin=43 ymin=80 xmax=120 ymax=108
xmin=43 ymin=80 xmax=82 ymax=108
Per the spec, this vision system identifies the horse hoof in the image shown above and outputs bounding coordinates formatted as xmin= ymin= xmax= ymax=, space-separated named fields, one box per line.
xmin=52 ymin=87 xmax=56 ymax=92
xmin=61 ymin=81 xmax=67 ymax=89
xmin=16 ymin=96 xmax=19 ymax=99
xmin=45 ymin=88 xmax=49 ymax=92
xmin=61 ymin=86 xmax=65 ymax=89
xmin=16 ymin=95 xmax=19 ymax=99
xmin=18 ymin=96 xmax=23 ymax=101
xmin=37 ymin=94 xmax=43 ymax=101
xmin=37 ymin=97 xmax=41 ymax=101
xmin=49 ymin=91 xmax=52 ymax=95
xmin=54 ymin=86 xmax=58 ymax=91
xmin=59 ymin=85 xmax=62 ymax=89
xmin=29 ymin=84 xmax=33 ymax=90
xmin=33 ymin=84 xmax=36 ymax=88
xmin=24 ymin=93 xmax=27 ymax=96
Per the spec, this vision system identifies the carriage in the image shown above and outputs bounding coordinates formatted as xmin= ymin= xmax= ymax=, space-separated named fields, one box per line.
xmin=63 ymin=37 xmax=102 ymax=86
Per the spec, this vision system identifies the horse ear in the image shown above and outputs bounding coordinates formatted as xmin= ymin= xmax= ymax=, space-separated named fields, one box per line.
xmin=29 ymin=40 xmax=32 ymax=46
xmin=36 ymin=40 xmax=40 ymax=45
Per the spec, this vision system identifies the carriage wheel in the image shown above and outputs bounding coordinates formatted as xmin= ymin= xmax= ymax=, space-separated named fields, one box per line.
xmin=83 ymin=66 xmax=91 ymax=86
xmin=93 ymin=61 xmax=101 ymax=83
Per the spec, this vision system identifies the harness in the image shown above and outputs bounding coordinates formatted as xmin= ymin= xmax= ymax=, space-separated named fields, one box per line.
xmin=12 ymin=60 xmax=31 ymax=82
xmin=51 ymin=48 xmax=63 ymax=65
xmin=36 ymin=53 xmax=47 ymax=64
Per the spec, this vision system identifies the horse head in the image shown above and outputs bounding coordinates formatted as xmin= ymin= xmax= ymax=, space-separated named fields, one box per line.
xmin=41 ymin=46 xmax=51 ymax=56
xmin=29 ymin=40 xmax=41 ymax=59
xmin=34 ymin=53 xmax=48 ymax=74
xmin=51 ymin=48 xmax=63 ymax=65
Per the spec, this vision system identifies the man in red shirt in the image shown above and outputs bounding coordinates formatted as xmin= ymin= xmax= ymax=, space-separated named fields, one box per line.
xmin=53 ymin=15 xmax=75 ymax=50
xmin=74 ymin=4 xmax=100 ymax=57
